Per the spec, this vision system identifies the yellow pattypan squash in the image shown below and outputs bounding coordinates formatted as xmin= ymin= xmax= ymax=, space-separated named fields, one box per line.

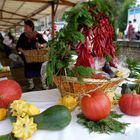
xmin=28 ymin=104 xmax=40 ymax=116
xmin=12 ymin=115 xmax=37 ymax=140
xmin=0 ymin=108 xmax=7 ymax=121
xmin=106 ymin=91 xmax=119 ymax=107
xmin=59 ymin=95 xmax=78 ymax=111
xmin=135 ymin=79 xmax=140 ymax=84
xmin=10 ymin=100 xmax=29 ymax=117
xmin=10 ymin=100 xmax=40 ymax=117
xmin=115 ymin=70 xmax=123 ymax=78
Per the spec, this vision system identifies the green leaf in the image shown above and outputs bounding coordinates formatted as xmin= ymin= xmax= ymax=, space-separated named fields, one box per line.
xmin=47 ymin=62 xmax=54 ymax=85
xmin=110 ymin=111 xmax=123 ymax=118
xmin=77 ymin=77 xmax=84 ymax=82
xmin=126 ymin=58 xmax=138 ymax=71
xmin=0 ymin=133 xmax=17 ymax=140
xmin=77 ymin=111 xmax=129 ymax=134
xmin=73 ymin=66 xmax=94 ymax=77
xmin=104 ymin=55 xmax=112 ymax=62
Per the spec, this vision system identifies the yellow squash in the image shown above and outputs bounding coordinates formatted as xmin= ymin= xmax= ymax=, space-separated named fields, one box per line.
xmin=59 ymin=95 xmax=78 ymax=111
xmin=106 ymin=91 xmax=119 ymax=107
xmin=28 ymin=104 xmax=40 ymax=116
xmin=115 ymin=70 xmax=123 ymax=78
xmin=0 ymin=108 xmax=7 ymax=121
xmin=135 ymin=79 xmax=140 ymax=84
xmin=12 ymin=115 xmax=37 ymax=140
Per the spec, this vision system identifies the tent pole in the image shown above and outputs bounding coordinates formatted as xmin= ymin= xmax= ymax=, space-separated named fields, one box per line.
xmin=51 ymin=2 xmax=55 ymax=38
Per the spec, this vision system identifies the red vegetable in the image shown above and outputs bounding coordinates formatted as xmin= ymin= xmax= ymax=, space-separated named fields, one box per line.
xmin=75 ymin=38 xmax=94 ymax=68
xmin=119 ymin=93 xmax=140 ymax=116
xmin=0 ymin=80 xmax=22 ymax=108
xmin=75 ymin=7 xmax=118 ymax=68
xmin=92 ymin=73 xmax=108 ymax=79
xmin=81 ymin=91 xmax=111 ymax=121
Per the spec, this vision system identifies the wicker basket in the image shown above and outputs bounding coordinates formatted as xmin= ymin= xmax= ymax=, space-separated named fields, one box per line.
xmin=23 ymin=49 xmax=49 ymax=63
xmin=53 ymin=75 xmax=124 ymax=98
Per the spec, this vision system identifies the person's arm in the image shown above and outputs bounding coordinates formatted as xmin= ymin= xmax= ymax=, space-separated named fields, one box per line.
xmin=37 ymin=33 xmax=47 ymax=48
xmin=16 ymin=33 xmax=24 ymax=53
xmin=126 ymin=24 xmax=129 ymax=34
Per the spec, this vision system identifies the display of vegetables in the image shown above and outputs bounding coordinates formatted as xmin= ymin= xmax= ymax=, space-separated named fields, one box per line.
xmin=81 ymin=91 xmax=111 ymax=121
xmin=0 ymin=0 xmax=139 ymax=138
xmin=0 ymin=80 xmax=22 ymax=108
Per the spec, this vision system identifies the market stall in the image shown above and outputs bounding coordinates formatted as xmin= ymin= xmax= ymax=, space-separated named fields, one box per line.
xmin=1 ymin=0 xmax=140 ymax=140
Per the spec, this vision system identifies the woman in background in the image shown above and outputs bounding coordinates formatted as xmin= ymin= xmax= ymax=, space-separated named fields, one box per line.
xmin=126 ymin=21 xmax=133 ymax=40
xmin=16 ymin=20 xmax=46 ymax=91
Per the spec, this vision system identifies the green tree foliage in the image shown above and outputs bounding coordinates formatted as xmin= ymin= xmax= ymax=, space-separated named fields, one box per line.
xmin=108 ymin=0 xmax=136 ymax=32
xmin=118 ymin=0 xmax=136 ymax=32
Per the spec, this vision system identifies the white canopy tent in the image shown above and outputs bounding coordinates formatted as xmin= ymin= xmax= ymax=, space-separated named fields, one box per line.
xmin=0 ymin=0 xmax=83 ymax=35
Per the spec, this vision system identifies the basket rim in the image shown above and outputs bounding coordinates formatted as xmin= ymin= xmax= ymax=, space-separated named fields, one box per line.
xmin=53 ymin=75 xmax=124 ymax=83
xmin=23 ymin=48 xmax=49 ymax=53
xmin=53 ymin=68 xmax=130 ymax=83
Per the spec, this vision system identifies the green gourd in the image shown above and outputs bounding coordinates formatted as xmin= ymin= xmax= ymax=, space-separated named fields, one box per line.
xmin=34 ymin=105 xmax=71 ymax=130
xmin=135 ymin=84 xmax=140 ymax=94
xmin=121 ymin=84 xmax=132 ymax=95
xmin=9 ymin=105 xmax=71 ymax=131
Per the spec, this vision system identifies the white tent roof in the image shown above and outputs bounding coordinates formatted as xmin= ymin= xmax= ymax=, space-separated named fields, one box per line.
xmin=0 ymin=0 xmax=80 ymax=31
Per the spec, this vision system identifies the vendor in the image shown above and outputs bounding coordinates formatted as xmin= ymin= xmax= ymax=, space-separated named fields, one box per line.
xmin=16 ymin=20 xmax=46 ymax=91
